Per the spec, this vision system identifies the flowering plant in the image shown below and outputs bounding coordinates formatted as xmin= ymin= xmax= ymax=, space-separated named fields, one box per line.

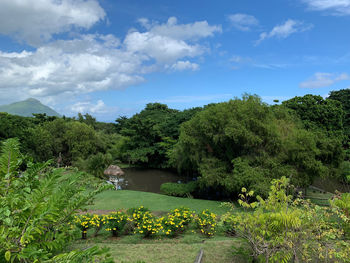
xmin=195 ymin=209 xmax=217 ymax=237
xmin=105 ymin=211 xmax=128 ymax=237
xmin=134 ymin=211 xmax=163 ymax=238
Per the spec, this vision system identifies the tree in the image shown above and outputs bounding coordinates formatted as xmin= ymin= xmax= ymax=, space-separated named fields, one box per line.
xmin=116 ymin=103 xmax=201 ymax=168
xmin=328 ymin=88 xmax=350 ymax=159
xmin=282 ymin=94 xmax=344 ymax=134
xmin=171 ymin=95 xmax=343 ymax=197
xmin=0 ymin=113 xmax=34 ymax=151
xmin=0 ymin=139 xmax=112 ymax=262
xmin=27 ymin=119 xmax=104 ymax=165
xmin=328 ymin=88 xmax=350 ymax=135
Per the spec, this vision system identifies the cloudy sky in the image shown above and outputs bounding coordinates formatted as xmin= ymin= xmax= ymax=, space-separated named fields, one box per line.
xmin=0 ymin=0 xmax=349 ymax=121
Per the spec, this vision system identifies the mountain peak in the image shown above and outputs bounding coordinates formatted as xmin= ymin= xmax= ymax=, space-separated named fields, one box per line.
xmin=25 ymin=98 xmax=41 ymax=103
xmin=0 ymin=98 xmax=60 ymax=117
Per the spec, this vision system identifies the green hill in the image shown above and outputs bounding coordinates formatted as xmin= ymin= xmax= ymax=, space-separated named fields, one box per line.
xmin=0 ymin=98 xmax=61 ymax=117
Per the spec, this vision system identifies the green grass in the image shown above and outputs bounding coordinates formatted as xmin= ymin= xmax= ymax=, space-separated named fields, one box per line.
xmin=72 ymin=231 xmax=245 ymax=263
xmin=74 ymin=240 xmax=240 ymax=263
xmin=89 ymin=190 xmax=231 ymax=215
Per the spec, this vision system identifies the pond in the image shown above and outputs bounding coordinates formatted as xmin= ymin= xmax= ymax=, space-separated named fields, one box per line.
xmin=107 ymin=167 xmax=184 ymax=193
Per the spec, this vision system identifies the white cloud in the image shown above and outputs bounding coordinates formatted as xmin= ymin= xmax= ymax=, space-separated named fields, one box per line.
xmin=125 ymin=17 xmax=221 ymax=64
xmin=256 ymin=19 xmax=313 ymax=45
xmin=0 ymin=34 xmax=145 ymax=103
xmin=227 ymin=14 xmax=259 ymax=31
xmin=0 ymin=0 xmax=105 ymax=45
xmin=124 ymin=31 xmax=203 ymax=63
xmin=302 ymin=0 xmax=350 ymax=15
xmin=299 ymin=72 xmax=349 ymax=88
xmin=0 ymin=17 xmax=221 ymax=105
xmin=137 ymin=17 xmax=222 ymax=40
xmin=171 ymin=61 xmax=199 ymax=71
xmin=70 ymin=99 xmax=109 ymax=114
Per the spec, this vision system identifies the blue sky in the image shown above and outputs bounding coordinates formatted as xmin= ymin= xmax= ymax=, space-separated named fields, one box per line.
xmin=0 ymin=0 xmax=349 ymax=121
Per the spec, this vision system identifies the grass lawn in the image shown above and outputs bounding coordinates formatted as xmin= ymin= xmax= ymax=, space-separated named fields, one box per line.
xmin=73 ymin=232 xmax=245 ymax=263
xmin=88 ymin=190 xmax=231 ymax=215
xmin=80 ymin=190 xmax=241 ymax=262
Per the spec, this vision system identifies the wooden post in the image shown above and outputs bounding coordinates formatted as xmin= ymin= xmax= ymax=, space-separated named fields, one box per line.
xmin=194 ymin=248 xmax=203 ymax=263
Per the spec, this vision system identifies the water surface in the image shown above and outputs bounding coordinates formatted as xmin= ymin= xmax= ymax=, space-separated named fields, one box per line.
xmin=109 ymin=167 xmax=183 ymax=193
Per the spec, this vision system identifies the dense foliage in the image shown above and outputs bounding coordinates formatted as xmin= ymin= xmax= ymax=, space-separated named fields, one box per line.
xmin=328 ymin=89 xmax=350 ymax=159
xmin=0 ymin=139 xmax=112 ymax=263
xmin=171 ymin=95 xmax=343 ymax=197
xmin=160 ymin=181 xmax=198 ymax=197
xmin=1 ymin=89 xmax=349 ymax=198
xmin=116 ymin=103 xmax=201 ymax=168
xmin=282 ymin=94 xmax=344 ymax=133
xmin=229 ymin=177 xmax=350 ymax=262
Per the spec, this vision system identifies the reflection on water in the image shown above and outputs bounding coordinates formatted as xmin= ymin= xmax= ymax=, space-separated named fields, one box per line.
xmin=107 ymin=168 xmax=183 ymax=193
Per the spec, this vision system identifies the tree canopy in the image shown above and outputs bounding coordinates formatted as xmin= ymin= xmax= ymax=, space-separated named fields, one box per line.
xmin=116 ymin=103 xmax=201 ymax=168
xmin=171 ymin=95 xmax=344 ymax=197
xmin=282 ymin=94 xmax=344 ymax=134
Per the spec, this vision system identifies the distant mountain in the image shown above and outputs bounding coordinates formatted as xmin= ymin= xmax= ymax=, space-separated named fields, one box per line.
xmin=0 ymin=98 xmax=61 ymax=117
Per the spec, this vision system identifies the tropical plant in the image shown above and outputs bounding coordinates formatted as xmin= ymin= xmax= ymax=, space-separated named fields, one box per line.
xmin=0 ymin=138 xmax=112 ymax=262
xmin=232 ymin=176 xmax=350 ymax=262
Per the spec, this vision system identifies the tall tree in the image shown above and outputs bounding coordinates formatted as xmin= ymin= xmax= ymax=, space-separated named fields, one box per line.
xmin=116 ymin=103 xmax=201 ymax=168
xmin=282 ymin=94 xmax=344 ymax=134
xmin=328 ymin=88 xmax=350 ymax=159
xmin=171 ymin=95 xmax=344 ymax=197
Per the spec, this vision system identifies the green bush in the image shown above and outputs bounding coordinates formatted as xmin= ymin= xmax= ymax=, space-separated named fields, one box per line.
xmin=195 ymin=209 xmax=217 ymax=237
xmin=134 ymin=211 xmax=162 ymax=238
xmin=127 ymin=206 xmax=149 ymax=225
xmin=162 ymin=207 xmax=194 ymax=237
xmin=105 ymin=211 xmax=128 ymax=237
xmin=160 ymin=181 xmax=198 ymax=197
xmin=219 ymin=213 xmax=238 ymax=236
xmin=331 ymin=192 xmax=350 ymax=238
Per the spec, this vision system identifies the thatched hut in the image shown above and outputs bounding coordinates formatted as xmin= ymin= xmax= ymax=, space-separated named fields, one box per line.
xmin=104 ymin=165 xmax=125 ymax=177
xmin=104 ymin=165 xmax=125 ymax=190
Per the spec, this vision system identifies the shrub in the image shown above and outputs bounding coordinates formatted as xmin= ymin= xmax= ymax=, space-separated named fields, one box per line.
xmin=90 ymin=214 xmax=106 ymax=236
xmin=134 ymin=211 xmax=163 ymax=238
xmin=233 ymin=177 xmax=350 ymax=262
xmin=162 ymin=207 xmax=194 ymax=237
xmin=160 ymin=181 xmax=198 ymax=197
xmin=331 ymin=192 xmax=350 ymax=237
xmin=168 ymin=207 xmax=194 ymax=225
xmin=73 ymin=214 xmax=92 ymax=239
xmin=105 ymin=211 xmax=128 ymax=237
xmin=219 ymin=213 xmax=238 ymax=236
xmin=162 ymin=214 xmax=185 ymax=237
xmin=195 ymin=209 xmax=217 ymax=237
xmin=128 ymin=206 xmax=149 ymax=226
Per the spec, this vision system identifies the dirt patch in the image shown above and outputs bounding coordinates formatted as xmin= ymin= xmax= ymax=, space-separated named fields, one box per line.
xmin=78 ymin=209 xmax=169 ymax=216
xmin=77 ymin=209 xmax=115 ymax=215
